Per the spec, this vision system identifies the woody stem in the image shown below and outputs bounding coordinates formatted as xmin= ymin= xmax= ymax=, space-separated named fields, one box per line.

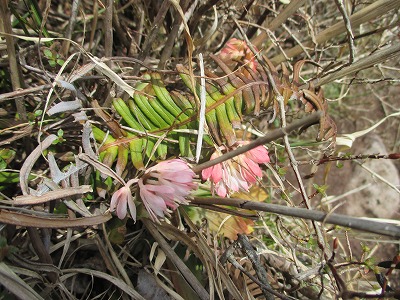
xmin=192 ymin=111 xmax=322 ymax=174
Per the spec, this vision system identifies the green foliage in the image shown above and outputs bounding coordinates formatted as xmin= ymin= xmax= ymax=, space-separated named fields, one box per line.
xmin=10 ymin=0 xmax=51 ymax=39
xmin=0 ymin=149 xmax=18 ymax=190
xmin=43 ymin=49 xmax=65 ymax=67
xmin=312 ymin=183 xmax=328 ymax=195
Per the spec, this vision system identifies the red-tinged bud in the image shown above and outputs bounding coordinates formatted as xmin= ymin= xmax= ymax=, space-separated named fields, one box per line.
xmin=333 ymin=237 xmax=339 ymax=250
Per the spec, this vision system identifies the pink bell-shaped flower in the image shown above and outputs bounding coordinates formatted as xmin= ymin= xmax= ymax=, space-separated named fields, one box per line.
xmin=138 ymin=159 xmax=197 ymax=222
xmin=235 ymin=141 xmax=270 ymax=184
xmin=202 ymin=143 xmax=270 ymax=197
xmin=110 ymin=179 xmax=138 ymax=221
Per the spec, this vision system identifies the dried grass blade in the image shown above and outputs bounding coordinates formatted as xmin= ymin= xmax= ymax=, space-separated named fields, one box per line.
xmin=13 ymin=185 xmax=92 ymax=205
xmin=0 ymin=210 xmax=111 ymax=228
xmin=196 ymin=53 xmax=207 ymax=163
xmin=82 ymin=121 xmax=98 ymax=157
xmin=78 ymin=153 xmax=125 ymax=185
xmin=251 ymin=0 xmax=307 ymax=48
xmin=0 ymin=262 xmax=43 ymax=300
xmin=315 ymin=43 xmax=400 ymax=87
xmin=181 ymin=211 xmax=244 ymax=300
xmin=62 ymin=268 xmax=146 ymax=300
xmin=19 ymin=134 xmax=58 ymax=195
xmin=143 ymin=219 xmax=210 ymax=300
xmin=47 ymin=100 xmax=82 ymax=116
xmin=89 ymin=56 xmax=136 ymax=97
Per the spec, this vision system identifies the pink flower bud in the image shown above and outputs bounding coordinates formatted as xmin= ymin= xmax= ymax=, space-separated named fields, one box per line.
xmin=219 ymin=38 xmax=258 ymax=74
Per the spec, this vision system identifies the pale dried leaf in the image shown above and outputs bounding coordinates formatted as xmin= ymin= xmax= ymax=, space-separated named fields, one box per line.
xmin=0 ymin=262 xmax=43 ymax=300
xmin=20 ymin=134 xmax=58 ymax=195
xmin=47 ymin=99 xmax=82 ymax=116
xmin=196 ymin=53 xmax=206 ymax=163
xmin=62 ymin=268 xmax=146 ymax=300
xmin=14 ymin=185 xmax=92 ymax=205
xmin=153 ymin=249 xmax=166 ymax=276
xmin=0 ymin=210 xmax=111 ymax=228
xmin=336 ymin=111 xmax=400 ymax=148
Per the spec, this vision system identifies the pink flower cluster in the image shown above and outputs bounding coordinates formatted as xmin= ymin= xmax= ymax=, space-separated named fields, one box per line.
xmin=202 ymin=142 xmax=270 ymax=197
xmin=138 ymin=159 xmax=197 ymax=221
xmin=110 ymin=159 xmax=197 ymax=222
xmin=219 ymin=38 xmax=258 ymax=72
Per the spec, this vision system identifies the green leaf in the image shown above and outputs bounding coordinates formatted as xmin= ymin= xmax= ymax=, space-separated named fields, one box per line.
xmin=43 ymin=49 xmax=53 ymax=58
xmin=0 ymin=172 xmax=20 ymax=184
xmin=48 ymin=60 xmax=56 ymax=67
xmin=57 ymin=129 xmax=64 ymax=137
xmin=336 ymin=161 xmax=344 ymax=168
xmin=277 ymin=166 xmax=287 ymax=176
xmin=313 ymin=183 xmax=328 ymax=195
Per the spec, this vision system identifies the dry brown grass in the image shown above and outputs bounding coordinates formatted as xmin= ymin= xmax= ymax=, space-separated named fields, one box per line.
xmin=0 ymin=0 xmax=399 ymax=299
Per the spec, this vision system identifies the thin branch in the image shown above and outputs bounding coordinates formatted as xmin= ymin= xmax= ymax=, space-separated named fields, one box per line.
xmin=190 ymin=197 xmax=400 ymax=238
xmin=271 ymin=0 xmax=400 ymax=65
xmin=251 ymin=0 xmax=307 ymax=49
xmin=334 ymin=0 xmax=355 ymax=64
xmin=132 ymin=0 xmax=171 ymax=75
xmin=104 ymin=0 xmax=113 ymax=67
xmin=237 ymin=234 xmax=275 ymax=300
xmin=191 ymin=112 xmax=322 ymax=173
xmin=61 ymin=0 xmax=80 ymax=56
xmin=0 ymin=0 xmax=27 ymax=121
xmin=312 ymin=43 xmax=400 ymax=88
xmin=0 ymin=84 xmax=52 ymax=102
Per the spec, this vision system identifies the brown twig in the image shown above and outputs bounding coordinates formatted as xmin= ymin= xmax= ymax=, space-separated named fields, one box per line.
xmin=191 ymin=112 xmax=322 ymax=173
xmin=0 ymin=0 xmax=27 ymax=121
xmin=159 ymin=0 xmax=191 ymax=68
xmin=61 ymin=0 xmax=80 ymax=57
xmin=251 ymin=0 xmax=307 ymax=49
xmin=270 ymin=0 xmax=400 ymax=65
xmin=237 ymin=234 xmax=275 ymax=300
xmin=312 ymin=43 xmax=400 ymax=88
xmin=132 ymin=0 xmax=171 ymax=75
xmin=190 ymin=197 xmax=400 ymax=238
xmin=334 ymin=0 xmax=355 ymax=64
xmin=27 ymin=227 xmax=58 ymax=283
xmin=0 ymin=84 xmax=52 ymax=102
xmin=104 ymin=0 xmax=113 ymax=67
xmin=316 ymin=153 xmax=400 ymax=165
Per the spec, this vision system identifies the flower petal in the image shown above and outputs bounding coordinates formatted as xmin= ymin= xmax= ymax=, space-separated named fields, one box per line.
xmin=247 ymin=146 xmax=270 ymax=163
xmin=127 ymin=194 xmax=137 ymax=222
xmin=210 ymin=163 xmax=223 ymax=183
xmin=139 ymin=180 xmax=167 ymax=218
xmin=145 ymin=183 xmax=175 ymax=194
xmin=216 ymin=182 xmax=227 ymax=197
xmin=202 ymin=166 xmax=213 ymax=180
xmin=116 ymin=197 xmax=127 ymax=219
